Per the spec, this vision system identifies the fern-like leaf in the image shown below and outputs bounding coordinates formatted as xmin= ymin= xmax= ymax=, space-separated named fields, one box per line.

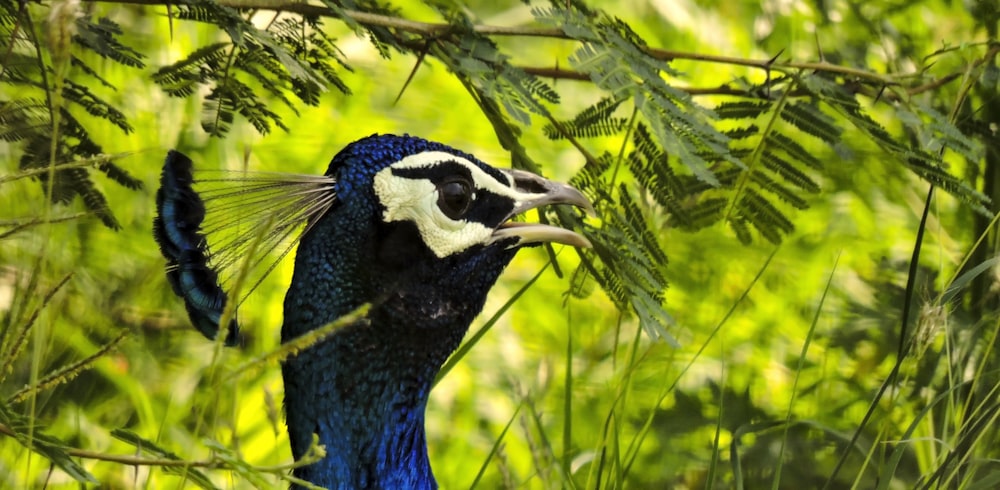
xmin=0 ymin=98 xmax=49 ymax=141
xmin=715 ymin=100 xmax=772 ymax=120
xmin=586 ymin=184 xmax=674 ymax=342
xmin=750 ymin=169 xmax=809 ymax=209
xmin=760 ymin=151 xmax=820 ymax=193
xmin=801 ymin=75 xmax=989 ymax=213
xmin=686 ymin=197 xmax=728 ymax=229
xmin=765 ymin=132 xmax=823 ymax=170
xmin=779 ymin=102 xmax=841 ymax=145
xmin=739 ymin=187 xmax=795 ymax=244
xmin=544 ymin=96 xmax=627 ymax=140
xmin=72 ymin=15 xmax=145 ymax=68
xmin=62 ymin=79 xmax=132 ymax=133
xmin=152 ymin=42 xmax=230 ymax=97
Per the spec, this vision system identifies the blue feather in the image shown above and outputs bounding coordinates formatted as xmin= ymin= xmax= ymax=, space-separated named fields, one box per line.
xmin=154 ymin=150 xmax=338 ymax=346
xmin=153 ymin=150 xmax=239 ymax=345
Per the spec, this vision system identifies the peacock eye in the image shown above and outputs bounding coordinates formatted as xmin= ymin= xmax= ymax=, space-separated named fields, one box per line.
xmin=436 ymin=178 xmax=473 ymax=219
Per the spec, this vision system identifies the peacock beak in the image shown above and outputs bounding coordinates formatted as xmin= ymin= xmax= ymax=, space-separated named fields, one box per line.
xmin=489 ymin=169 xmax=594 ymax=249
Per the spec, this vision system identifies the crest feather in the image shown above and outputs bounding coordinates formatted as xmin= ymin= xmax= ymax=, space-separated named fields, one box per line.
xmin=153 ymin=150 xmax=337 ymax=344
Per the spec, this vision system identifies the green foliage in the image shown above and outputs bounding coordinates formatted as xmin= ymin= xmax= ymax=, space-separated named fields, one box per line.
xmin=432 ymin=20 xmax=560 ymax=125
xmin=536 ymin=5 xmax=731 ymax=186
xmin=0 ymin=273 xmax=99 ymax=484
xmin=154 ymin=3 xmax=353 ymax=135
xmin=0 ymin=1 xmax=143 ymax=229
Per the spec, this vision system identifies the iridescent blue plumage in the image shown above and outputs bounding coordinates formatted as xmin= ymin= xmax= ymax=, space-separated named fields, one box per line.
xmin=153 ymin=150 xmax=239 ymax=345
xmin=154 ymin=134 xmax=592 ymax=489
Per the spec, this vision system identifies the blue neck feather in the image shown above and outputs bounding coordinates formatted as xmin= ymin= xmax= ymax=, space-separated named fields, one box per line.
xmin=280 ymin=141 xmax=516 ymax=488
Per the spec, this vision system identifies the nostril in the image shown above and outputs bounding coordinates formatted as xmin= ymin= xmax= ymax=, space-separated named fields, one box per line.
xmin=511 ymin=172 xmax=551 ymax=194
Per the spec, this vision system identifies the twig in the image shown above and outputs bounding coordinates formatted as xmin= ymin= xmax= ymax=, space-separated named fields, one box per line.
xmin=0 ymin=422 xmax=316 ymax=471
xmin=91 ymin=0 xmax=566 ymax=37
xmin=88 ymin=0 xmax=997 ymax=99
xmin=0 ymin=423 xmax=218 ymax=467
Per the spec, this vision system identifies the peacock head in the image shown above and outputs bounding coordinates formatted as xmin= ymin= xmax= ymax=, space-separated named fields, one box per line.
xmin=292 ymin=134 xmax=593 ymax=328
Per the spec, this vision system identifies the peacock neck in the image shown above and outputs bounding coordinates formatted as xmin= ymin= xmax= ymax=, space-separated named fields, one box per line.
xmin=280 ymin=215 xmax=478 ymax=489
xmin=280 ymin=202 xmax=516 ymax=488
xmin=280 ymin=326 xmax=444 ymax=490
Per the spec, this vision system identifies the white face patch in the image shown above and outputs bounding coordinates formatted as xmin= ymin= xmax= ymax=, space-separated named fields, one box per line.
xmin=372 ymin=151 xmax=547 ymax=258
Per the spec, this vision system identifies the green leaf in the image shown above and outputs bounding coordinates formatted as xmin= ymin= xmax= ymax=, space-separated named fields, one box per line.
xmin=72 ymin=15 xmax=145 ymax=68
xmin=779 ymin=102 xmax=841 ymax=145
xmin=715 ymin=100 xmax=772 ymax=120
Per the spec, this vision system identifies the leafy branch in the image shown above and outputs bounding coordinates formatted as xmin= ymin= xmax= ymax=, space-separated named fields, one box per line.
xmin=96 ymin=0 xmax=991 ymax=99
xmin=7 ymin=0 xmax=996 ymax=351
xmin=1 ymin=0 xmax=144 ymax=229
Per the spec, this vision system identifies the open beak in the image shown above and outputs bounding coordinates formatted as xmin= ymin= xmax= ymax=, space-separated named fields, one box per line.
xmin=489 ymin=169 xmax=594 ymax=249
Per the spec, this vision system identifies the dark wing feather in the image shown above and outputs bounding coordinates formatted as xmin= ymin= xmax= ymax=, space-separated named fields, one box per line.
xmin=153 ymin=150 xmax=336 ymax=345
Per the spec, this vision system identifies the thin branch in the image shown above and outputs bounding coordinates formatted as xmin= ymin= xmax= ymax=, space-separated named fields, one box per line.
xmin=520 ymin=66 xmax=772 ymax=96
xmin=520 ymin=66 xmax=590 ymax=81
xmin=90 ymin=0 xmax=996 ymax=96
xmin=0 ymin=153 xmax=134 ymax=185
xmin=523 ymin=44 xmax=999 ymax=99
xmin=0 ymin=213 xmax=91 ymax=239
xmin=92 ymin=0 xmax=566 ymax=37
xmin=0 ymin=423 xmax=218 ymax=467
xmin=0 ymin=422 xmax=314 ymax=472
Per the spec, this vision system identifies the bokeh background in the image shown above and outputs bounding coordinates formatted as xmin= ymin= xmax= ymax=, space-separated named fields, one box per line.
xmin=2 ymin=0 xmax=999 ymax=488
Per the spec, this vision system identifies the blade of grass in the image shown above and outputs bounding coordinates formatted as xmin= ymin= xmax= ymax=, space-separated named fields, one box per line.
xmin=523 ymin=393 xmax=575 ymax=487
xmin=0 ymin=403 xmax=98 ymax=484
xmin=469 ymin=401 xmax=523 ymax=489
xmin=584 ymin=313 xmax=625 ymax=490
xmin=876 ymin=382 xmax=971 ymax=490
xmin=619 ymin=248 xmax=780 ymax=480
xmin=711 ymin=347 xmax=727 ymax=490
xmin=111 ymin=429 xmax=218 ymax=490
xmin=772 ymin=251 xmax=841 ymax=490
xmin=600 ymin=313 xmax=644 ymax=489
xmin=562 ymin=305 xmax=576 ymax=488
xmin=935 ymin=387 xmax=1000 ymax=488
xmin=823 ymin=186 xmax=934 ymax=489
xmin=967 ymin=470 xmax=1000 ymax=490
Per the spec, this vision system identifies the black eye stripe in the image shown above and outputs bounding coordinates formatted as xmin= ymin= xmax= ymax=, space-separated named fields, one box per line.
xmin=389 ymin=159 xmax=516 ymax=226
xmin=462 ymin=189 xmax=514 ymax=226
xmin=390 ymin=160 xmax=475 ymax=185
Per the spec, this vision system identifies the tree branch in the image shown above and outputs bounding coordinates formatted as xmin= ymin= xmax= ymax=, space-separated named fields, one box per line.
xmin=90 ymin=0 xmax=990 ymax=93
xmin=0 ymin=422 xmax=218 ymax=468
xmin=91 ymin=0 xmax=568 ymax=37
xmin=0 ymin=422 xmax=319 ymax=473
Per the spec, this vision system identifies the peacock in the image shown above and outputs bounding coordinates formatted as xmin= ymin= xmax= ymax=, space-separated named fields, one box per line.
xmin=153 ymin=134 xmax=593 ymax=489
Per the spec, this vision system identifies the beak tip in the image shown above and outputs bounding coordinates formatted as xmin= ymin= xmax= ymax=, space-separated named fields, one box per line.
xmin=499 ymin=168 xmax=595 ymax=249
